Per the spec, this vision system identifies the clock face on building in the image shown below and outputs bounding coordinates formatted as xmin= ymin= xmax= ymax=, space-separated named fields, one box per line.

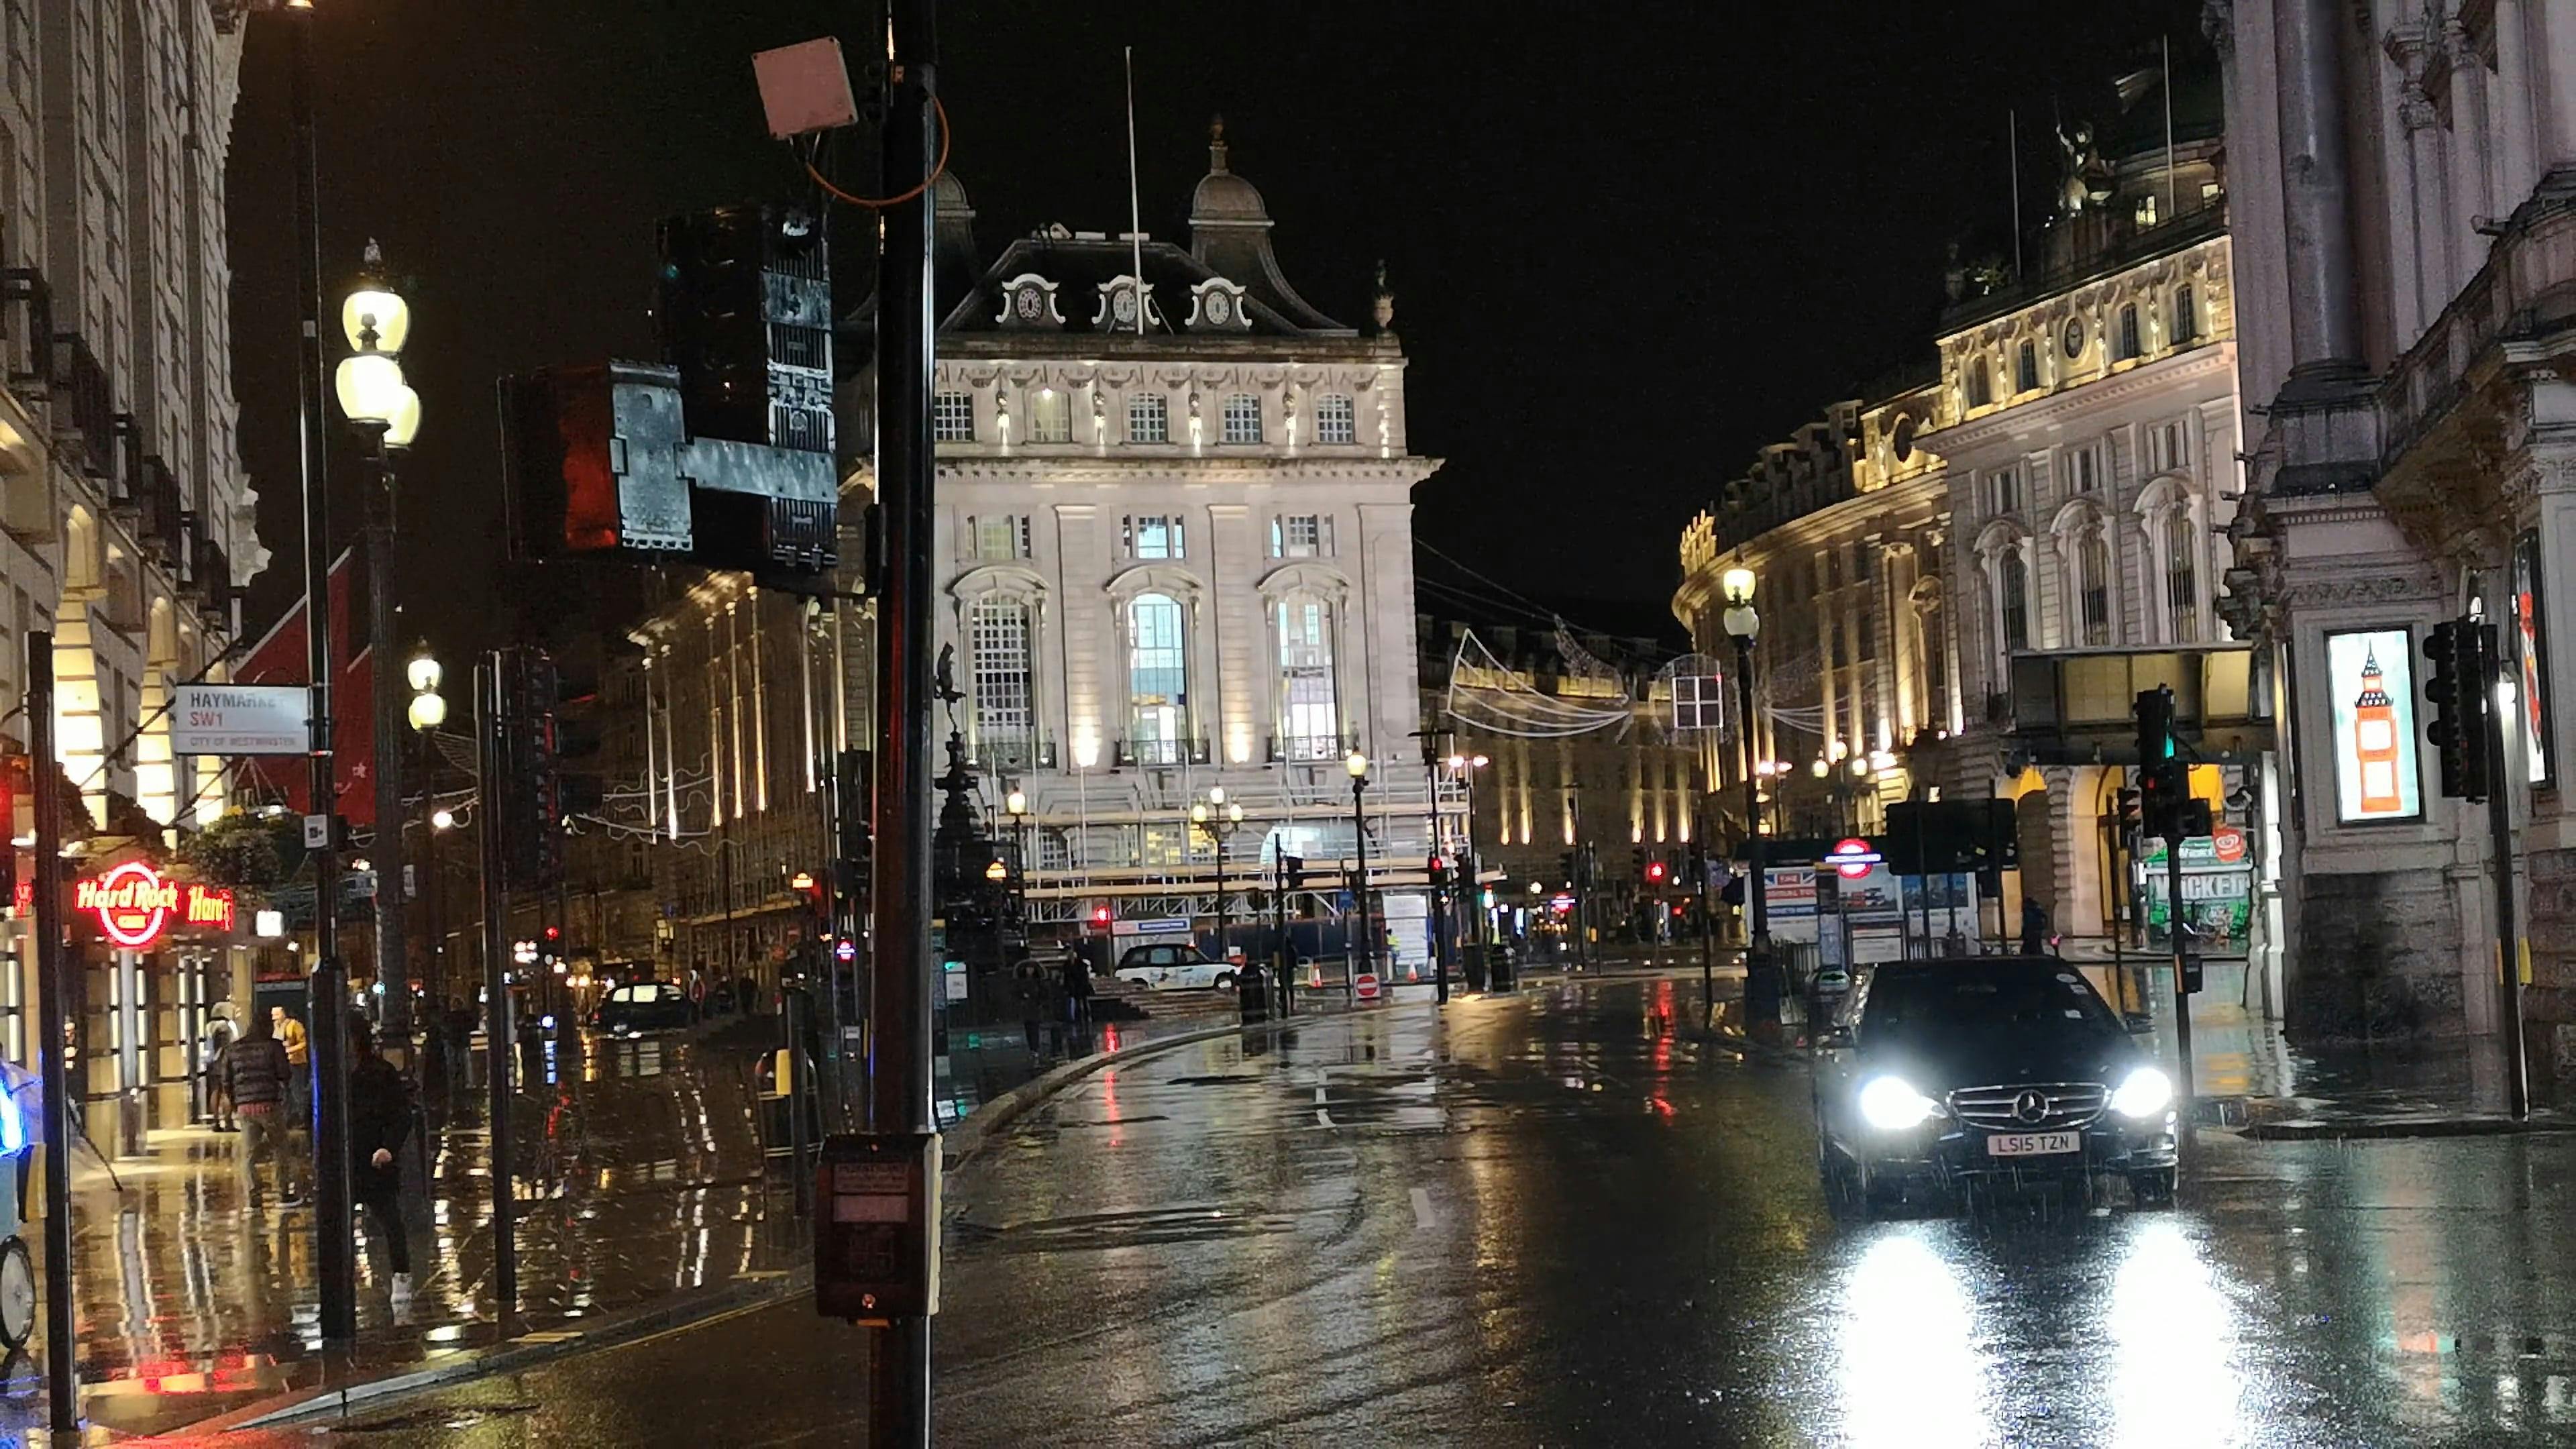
xmin=2062 ymin=317 xmax=2085 ymax=358
xmin=1112 ymin=288 xmax=1139 ymax=325
xmin=1892 ymin=416 xmax=1917 ymax=463
xmin=1205 ymin=290 xmax=1234 ymax=325
xmin=1014 ymin=288 xmax=1043 ymax=320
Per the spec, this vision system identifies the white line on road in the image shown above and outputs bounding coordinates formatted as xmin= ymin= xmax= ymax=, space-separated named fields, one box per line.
xmin=1411 ymin=1186 xmax=1434 ymax=1228
xmin=1314 ymin=1109 xmax=1335 ymax=1128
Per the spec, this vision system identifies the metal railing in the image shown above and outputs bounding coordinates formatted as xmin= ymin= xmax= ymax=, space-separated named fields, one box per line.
xmin=969 ymin=734 xmax=1057 ymax=774
xmin=1116 ymin=735 xmax=1212 ymax=768
xmin=1268 ymin=731 xmax=1354 ymax=763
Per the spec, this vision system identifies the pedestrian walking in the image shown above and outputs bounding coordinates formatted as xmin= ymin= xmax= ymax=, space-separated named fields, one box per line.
xmin=270 ymin=1006 xmax=311 ymax=1128
xmin=736 ymin=975 xmax=757 ymax=1016
xmin=1012 ymin=961 xmax=1049 ymax=1058
xmin=1057 ymin=954 xmax=1093 ymax=1056
xmin=2020 ymin=898 xmax=2052 ymax=957
xmin=223 ymin=1012 xmax=300 ymax=1208
xmin=346 ymin=1016 xmax=415 ymax=1302
xmin=202 ymin=1002 xmax=240 ymax=1132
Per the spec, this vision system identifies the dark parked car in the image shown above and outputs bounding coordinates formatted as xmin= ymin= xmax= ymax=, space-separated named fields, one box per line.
xmin=594 ymin=981 xmax=695 ymax=1038
xmin=1811 ymin=955 xmax=2179 ymax=1217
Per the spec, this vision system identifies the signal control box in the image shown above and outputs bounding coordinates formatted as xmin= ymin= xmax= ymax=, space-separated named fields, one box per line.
xmin=814 ymin=1132 xmax=941 ymax=1324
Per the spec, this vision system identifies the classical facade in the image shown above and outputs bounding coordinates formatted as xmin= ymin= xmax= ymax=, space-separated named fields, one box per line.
xmin=1677 ymin=380 xmax=1960 ymax=847
xmin=928 ymin=125 xmax=1450 ymax=945
xmin=2212 ymin=0 xmax=2576 ymax=1077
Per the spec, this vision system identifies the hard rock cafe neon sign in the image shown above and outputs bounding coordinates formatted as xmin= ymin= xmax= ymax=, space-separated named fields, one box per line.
xmin=73 ymin=863 xmax=234 ymax=949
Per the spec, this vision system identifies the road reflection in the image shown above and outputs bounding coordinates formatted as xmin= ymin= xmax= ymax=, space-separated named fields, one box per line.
xmin=1837 ymin=1231 xmax=1990 ymax=1448
xmin=2110 ymin=1218 xmax=2241 ymax=1446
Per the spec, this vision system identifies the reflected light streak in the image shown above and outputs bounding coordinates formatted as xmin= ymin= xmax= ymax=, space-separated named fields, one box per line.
xmin=2110 ymin=1220 xmax=2242 ymax=1448
xmin=1836 ymin=1232 xmax=1990 ymax=1449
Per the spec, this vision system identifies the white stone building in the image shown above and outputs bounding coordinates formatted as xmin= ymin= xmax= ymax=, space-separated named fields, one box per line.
xmin=926 ymin=126 xmax=1448 ymax=942
xmin=2212 ymin=0 xmax=2576 ymax=1079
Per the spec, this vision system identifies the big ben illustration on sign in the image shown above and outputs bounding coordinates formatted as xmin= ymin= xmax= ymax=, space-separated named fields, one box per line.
xmin=2352 ymin=647 xmax=2404 ymax=815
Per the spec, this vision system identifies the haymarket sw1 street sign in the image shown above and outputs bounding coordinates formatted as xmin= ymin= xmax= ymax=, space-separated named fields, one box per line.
xmin=171 ymin=684 xmax=309 ymax=756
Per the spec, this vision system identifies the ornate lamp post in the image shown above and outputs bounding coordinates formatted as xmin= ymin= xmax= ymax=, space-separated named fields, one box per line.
xmin=1721 ymin=566 xmax=1778 ymax=1027
xmin=1443 ymin=751 xmax=1490 ymax=996
xmin=407 ymin=650 xmax=446 ymax=1002
xmin=1189 ymin=787 xmax=1245 ymax=965
xmin=1004 ymin=788 xmax=1032 ymax=931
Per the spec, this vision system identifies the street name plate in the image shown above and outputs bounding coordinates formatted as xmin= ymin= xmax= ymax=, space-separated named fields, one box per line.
xmin=172 ymin=684 xmax=309 ymax=756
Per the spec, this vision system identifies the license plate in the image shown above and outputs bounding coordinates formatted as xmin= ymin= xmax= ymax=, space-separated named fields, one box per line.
xmin=1985 ymin=1130 xmax=2080 ymax=1157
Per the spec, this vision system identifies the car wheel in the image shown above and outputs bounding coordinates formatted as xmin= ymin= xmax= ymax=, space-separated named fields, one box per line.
xmin=0 ymin=1238 xmax=33 ymax=1350
xmin=1213 ymin=973 xmax=1235 ymax=990
xmin=2129 ymin=1167 xmax=2178 ymax=1209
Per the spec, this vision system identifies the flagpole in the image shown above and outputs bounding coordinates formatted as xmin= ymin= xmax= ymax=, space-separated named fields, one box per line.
xmin=1125 ymin=45 xmax=1145 ymax=336
xmin=2163 ymin=35 xmax=2179 ymax=222
xmin=2008 ymin=109 xmax=2023 ymax=278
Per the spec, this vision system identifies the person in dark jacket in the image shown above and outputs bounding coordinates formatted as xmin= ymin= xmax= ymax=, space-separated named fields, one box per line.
xmin=202 ymin=1002 xmax=240 ymax=1131
xmin=222 ymin=1012 xmax=299 ymax=1207
xmin=1012 ymin=962 xmax=1051 ymax=1058
xmin=347 ymin=1016 xmax=415 ymax=1294
xmin=2020 ymin=898 xmax=2053 ymax=956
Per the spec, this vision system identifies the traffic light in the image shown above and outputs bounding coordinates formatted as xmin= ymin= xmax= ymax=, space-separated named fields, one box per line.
xmin=496 ymin=647 xmax=562 ymax=892
xmin=1644 ymin=856 xmax=1668 ymax=886
xmin=1282 ymin=853 xmax=1305 ymax=893
xmin=1559 ymin=851 xmax=1577 ymax=888
xmin=2116 ymin=788 xmax=2142 ymax=834
xmin=2135 ymin=686 xmax=2185 ymax=840
xmin=2425 ymin=619 xmax=2494 ymax=802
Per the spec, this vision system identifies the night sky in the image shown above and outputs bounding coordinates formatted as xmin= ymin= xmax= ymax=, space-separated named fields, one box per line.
xmin=225 ymin=0 xmax=2207 ymax=660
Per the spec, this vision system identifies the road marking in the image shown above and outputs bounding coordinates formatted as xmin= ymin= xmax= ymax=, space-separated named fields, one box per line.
xmin=1313 ymin=1087 xmax=1328 ymax=1104
xmin=1411 ymin=1187 xmax=1434 ymax=1228
xmin=1314 ymin=1109 xmax=1335 ymax=1127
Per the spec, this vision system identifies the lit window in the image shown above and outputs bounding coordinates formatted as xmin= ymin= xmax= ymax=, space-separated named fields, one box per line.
xmin=1124 ymin=515 xmax=1184 ymax=559
xmin=932 ymin=391 xmax=974 ymax=442
xmin=966 ymin=515 xmax=1028 ymax=561
xmin=969 ymin=598 xmax=1034 ymax=763
xmin=1127 ymin=592 xmax=1189 ymax=764
xmin=1026 ymin=387 xmax=1070 ymax=443
xmin=1270 ymin=514 xmax=1330 ymax=558
xmin=1128 ymin=392 xmax=1168 ymax=443
xmin=1316 ymin=394 xmax=1357 ymax=444
xmin=1222 ymin=392 xmax=1263 ymax=444
xmin=1276 ymin=593 xmax=1338 ymax=760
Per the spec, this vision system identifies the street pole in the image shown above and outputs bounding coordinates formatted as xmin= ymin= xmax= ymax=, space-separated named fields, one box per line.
xmin=2480 ymin=621 xmax=2530 ymax=1119
xmin=366 ymin=434 xmax=408 ymax=1055
xmin=286 ymin=3 xmax=356 ymax=1344
xmin=27 ymin=635 xmax=74 ymax=1435
xmin=1697 ymin=801 xmax=1716 ymax=1024
xmin=1213 ymin=831 xmax=1229 ymax=965
xmin=868 ymin=0 xmax=941 ymax=1436
xmin=2165 ymin=810 xmax=2193 ymax=1127
xmin=1350 ymin=774 xmax=1371 ymax=994
xmin=1733 ymin=633 xmax=1774 ymax=1023
xmin=475 ymin=656 xmax=519 ymax=1320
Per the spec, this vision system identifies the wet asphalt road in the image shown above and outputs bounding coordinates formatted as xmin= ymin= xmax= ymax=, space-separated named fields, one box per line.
xmin=191 ymin=976 xmax=2576 ymax=1446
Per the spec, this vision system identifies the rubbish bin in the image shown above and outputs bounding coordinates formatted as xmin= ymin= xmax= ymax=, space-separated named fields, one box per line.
xmin=1238 ymin=962 xmax=1270 ymax=1024
xmin=1462 ymin=945 xmax=1489 ymax=993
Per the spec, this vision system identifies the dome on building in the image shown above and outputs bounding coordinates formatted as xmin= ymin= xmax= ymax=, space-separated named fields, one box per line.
xmin=1189 ymin=117 xmax=1271 ymax=227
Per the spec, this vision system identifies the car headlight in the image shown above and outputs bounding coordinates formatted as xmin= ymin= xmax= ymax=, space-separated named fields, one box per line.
xmin=1858 ymin=1075 xmax=1940 ymax=1131
xmin=2110 ymin=1066 xmax=2174 ymax=1120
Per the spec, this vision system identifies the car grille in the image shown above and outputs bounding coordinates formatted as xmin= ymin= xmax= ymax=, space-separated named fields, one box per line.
xmin=1947 ymin=1083 xmax=2107 ymax=1132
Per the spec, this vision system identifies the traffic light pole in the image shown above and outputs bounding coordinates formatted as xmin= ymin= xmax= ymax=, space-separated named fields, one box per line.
xmin=28 ymin=635 xmax=74 ymax=1436
xmin=2479 ymin=624 xmax=2530 ymax=1120
xmin=475 ymin=657 xmax=520 ymax=1319
xmin=867 ymin=0 xmax=941 ymax=1439
xmin=2166 ymin=813 xmax=2194 ymax=1128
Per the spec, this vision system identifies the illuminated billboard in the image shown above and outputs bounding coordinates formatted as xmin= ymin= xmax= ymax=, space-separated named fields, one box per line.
xmin=2326 ymin=628 xmax=2422 ymax=825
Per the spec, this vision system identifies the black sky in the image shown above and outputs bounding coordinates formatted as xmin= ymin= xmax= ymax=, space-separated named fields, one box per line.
xmin=225 ymin=0 xmax=2207 ymax=659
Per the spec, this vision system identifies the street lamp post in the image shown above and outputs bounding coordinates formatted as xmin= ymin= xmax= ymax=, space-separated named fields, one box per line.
xmin=407 ymin=651 xmax=446 ymax=1009
xmin=1004 ymin=788 xmax=1032 ymax=934
xmin=1346 ymin=751 xmax=1372 ymax=999
xmin=1721 ymin=567 xmax=1777 ymax=1028
xmin=1189 ymin=788 xmax=1244 ymax=967
xmin=1442 ymin=752 xmax=1489 ymax=1000
xmin=339 ymin=244 xmax=421 ymax=1059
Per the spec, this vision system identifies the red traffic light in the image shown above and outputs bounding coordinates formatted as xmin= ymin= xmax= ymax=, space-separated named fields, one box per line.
xmin=1645 ymin=860 xmax=1667 ymax=883
xmin=543 ymin=924 xmax=561 ymax=941
xmin=1089 ymin=904 xmax=1113 ymax=925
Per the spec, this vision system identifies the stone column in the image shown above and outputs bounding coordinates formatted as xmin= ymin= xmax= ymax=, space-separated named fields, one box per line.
xmin=2536 ymin=1 xmax=2576 ymax=175
xmin=2447 ymin=19 xmax=2497 ymax=265
xmin=2272 ymin=0 xmax=2364 ymax=374
xmin=2495 ymin=0 xmax=2542 ymax=204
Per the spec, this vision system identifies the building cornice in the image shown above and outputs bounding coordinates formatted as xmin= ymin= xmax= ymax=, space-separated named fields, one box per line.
xmin=1924 ymin=343 xmax=2237 ymax=453
xmin=941 ymin=455 xmax=1442 ymax=486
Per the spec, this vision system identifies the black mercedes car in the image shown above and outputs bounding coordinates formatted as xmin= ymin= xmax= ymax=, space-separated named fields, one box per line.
xmin=1811 ymin=955 xmax=2180 ymax=1216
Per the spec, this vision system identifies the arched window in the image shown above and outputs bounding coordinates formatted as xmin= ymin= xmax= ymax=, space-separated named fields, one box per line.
xmin=2078 ymin=528 xmax=2113 ymax=646
xmin=969 ymin=596 xmax=1036 ymax=767
xmin=1276 ymin=592 xmax=1339 ymax=760
xmin=1998 ymin=546 xmax=2029 ymax=651
xmin=2164 ymin=506 xmax=2200 ymax=643
xmin=1126 ymin=592 xmax=1188 ymax=764
xmin=1966 ymin=355 xmax=1993 ymax=409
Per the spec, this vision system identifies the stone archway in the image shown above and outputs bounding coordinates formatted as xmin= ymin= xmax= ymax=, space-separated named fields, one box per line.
xmin=2015 ymin=787 xmax=2058 ymax=930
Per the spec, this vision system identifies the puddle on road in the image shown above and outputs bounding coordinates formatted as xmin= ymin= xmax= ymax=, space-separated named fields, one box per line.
xmin=953 ymin=1203 xmax=1297 ymax=1255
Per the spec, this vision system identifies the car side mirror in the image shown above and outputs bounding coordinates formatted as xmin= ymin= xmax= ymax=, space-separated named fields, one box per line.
xmin=1814 ymin=1026 xmax=1854 ymax=1051
xmin=2123 ymin=1012 xmax=2154 ymax=1036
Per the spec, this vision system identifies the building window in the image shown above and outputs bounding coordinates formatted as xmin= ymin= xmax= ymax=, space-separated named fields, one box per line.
xmin=1221 ymin=392 xmax=1263 ymax=444
xmin=2173 ymin=284 xmax=2199 ymax=345
xmin=965 ymin=514 xmax=1028 ymax=561
xmin=1128 ymin=392 xmax=1169 ymax=443
xmin=1026 ymin=386 xmax=1071 ymax=443
xmin=2117 ymin=304 xmax=2141 ymax=361
xmin=1316 ymin=394 xmax=1357 ymax=444
xmin=1270 ymin=513 xmax=1331 ymax=558
xmin=1127 ymin=592 xmax=1189 ymax=763
xmin=2148 ymin=420 xmax=2186 ymax=476
xmin=1857 ymin=608 xmax=1876 ymax=661
xmin=2015 ymin=340 xmax=2040 ymax=394
xmin=1276 ymin=593 xmax=1339 ymax=759
xmin=1825 ymin=549 xmax=1843 ymax=591
xmin=1123 ymin=515 xmax=1184 ymax=559
xmin=1984 ymin=466 xmax=2020 ymax=517
xmin=2165 ymin=507 xmax=2200 ymax=643
xmin=2079 ymin=529 xmax=2112 ymax=646
xmin=2068 ymin=444 xmax=2100 ymax=494
xmin=1140 ymin=822 xmax=1188 ymax=867
xmin=969 ymin=598 xmax=1034 ymax=761
xmin=933 ymin=390 xmax=975 ymax=442
xmin=2000 ymin=548 xmax=2029 ymax=652
xmin=1827 ymin=616 xmax=1847 ymax=669
xmin=1966 ymin=356 xmax=1993 ymax=409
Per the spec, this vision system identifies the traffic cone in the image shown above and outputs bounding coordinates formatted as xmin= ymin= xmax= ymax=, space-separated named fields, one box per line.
xmin=1405 ymin=961 xmax=1420 ymax=983
xmin=1308 ymin=961 xmax=1324 ymax=990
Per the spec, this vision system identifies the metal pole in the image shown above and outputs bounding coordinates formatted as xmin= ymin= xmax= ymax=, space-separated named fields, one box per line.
xmin=28 ymin=635 xmax=75 ymax=1434
xmin=1351 ymin=776 xmax=1370 ymax=996
xmin=476 ymin=657 xmax=519 ymax=1320
xmin=786 ymin=987 xmax=812 ymax=1214
xmin=869 ymin=0 xmax=941 ymax=1434
xmin=1735 ymin=634 xmax=1774 ymax=1023
xmin=1213 ymin=831 xmax=1229 ymax=971
xmin=368 ymin=437 xmax=408 ymax=1054
xmin=2483 ymin=621 xmax=2530 ymax=1119
xmin=2166 ymin=816 xmax=2194 ymax=1129
xmin=1698 ymin=800 xmax=1715 ymax=1022
xmin=286 ymin=4 xmax=356 ymax=1344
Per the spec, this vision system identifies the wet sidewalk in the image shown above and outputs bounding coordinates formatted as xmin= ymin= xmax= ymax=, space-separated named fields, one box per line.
xmin=0 ymin=994 xmax=1294 ymax=1442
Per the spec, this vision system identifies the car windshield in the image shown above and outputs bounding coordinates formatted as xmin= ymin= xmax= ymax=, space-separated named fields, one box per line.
xmin=1860 ymin=960 xmax=2122 ymax=1049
